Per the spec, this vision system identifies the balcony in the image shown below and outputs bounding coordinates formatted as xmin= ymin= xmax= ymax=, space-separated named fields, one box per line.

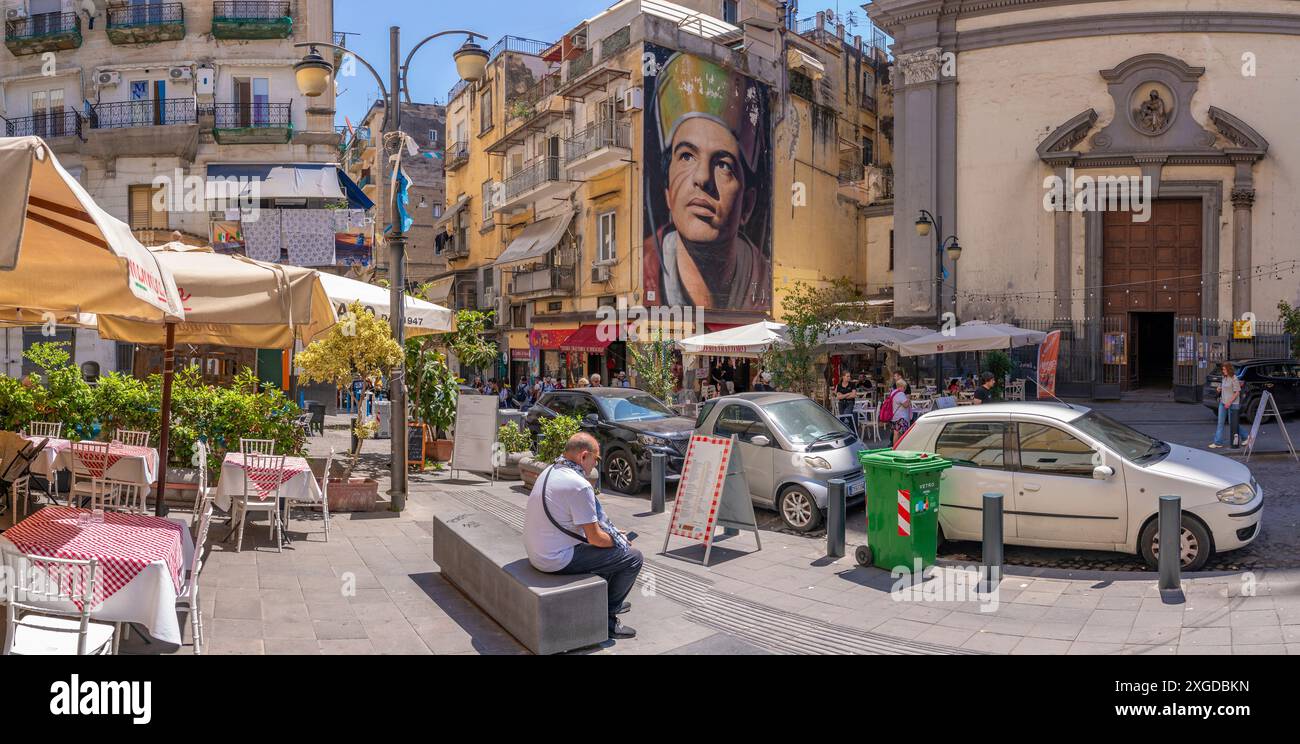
xmin=3 ymin=111 xmax=82 ymax=151
xmin=84 ymin=98 xmax=199 ymax=160
xmin=837 ymin=164 xmax=893 ymax=206
xmin=5 ymin=12 xmax=82 ymax=56
xmin=497 ymin=157 xmax=567 ymax=214
xmin=445 ymin=139 xmax=469 ymax=170
xmin=90 ymin=99 xmax=196 ymax=130
xmin=209 ymin=102 xmax=293 ymax=144
xmin=511 ymin=265 xmax=576 ymax=298
xmin=487 ymin=73 xmax=566 ymax=155
xmin=107 ymin=3 xmax=185 ymax=45
xmin=211 ymin=1 xmax=292 ymax=40
xmin=564 ymin=120 xmax=630 ymax=176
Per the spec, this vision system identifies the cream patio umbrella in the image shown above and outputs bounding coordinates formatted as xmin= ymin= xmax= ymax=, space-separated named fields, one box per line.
xmin=316 ymin=271 xmax=453 ymax=335
xmin=90 ymin=243 xmax=337 ymax=516
xmin=0 ymin=137 xmax=183 ymax=322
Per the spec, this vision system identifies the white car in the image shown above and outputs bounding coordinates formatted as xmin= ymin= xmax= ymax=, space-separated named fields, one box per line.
xmin=896 ymin=402 xmax=1263 ymax=570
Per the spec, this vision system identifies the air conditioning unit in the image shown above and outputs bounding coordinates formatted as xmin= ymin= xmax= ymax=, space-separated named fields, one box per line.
xmin=619 ymin=86 xmax=643 ymax=112
xmin=169 ymin=67 xmax=193 ymax=83
xmin=96 ymin=71 xmax=121 ymax=88
xmin=495 ymin=297 xmax=509 ymax=322
xmin=591 ymin=264 xmax=611 ymax=283
xmin=6 ymin=8 xmax=28 ymax=21
xmin=570 ymin=33 xmax=587 ymax=49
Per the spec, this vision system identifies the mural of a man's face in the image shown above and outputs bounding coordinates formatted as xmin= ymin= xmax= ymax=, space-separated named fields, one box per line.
xmin=664 ymin=117 xmax=756 ymax=246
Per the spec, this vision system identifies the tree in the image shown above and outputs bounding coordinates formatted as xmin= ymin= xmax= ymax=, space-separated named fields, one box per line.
xmin=1279 ymin=301 xmax=1300 ymax=359
xmin=295 ymin=301 xmax=403 ymax=477
xmin=628 ymin=332 xmax=677 ymax=405
xmin=764 ymin=279 xmax=867 ymax=397
xmin=448 ymin=309 xmax=498 ymax=377
xmin=406 ymin=340 xmax=460 ymax=439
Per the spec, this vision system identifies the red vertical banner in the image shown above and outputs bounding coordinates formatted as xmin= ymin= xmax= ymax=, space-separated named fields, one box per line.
xmin=1037 ymin=330 xmax=1061 ymax=399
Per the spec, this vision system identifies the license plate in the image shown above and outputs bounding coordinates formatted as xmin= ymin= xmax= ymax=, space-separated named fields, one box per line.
xmin=849 ymin=481 xmax=865 ymax=496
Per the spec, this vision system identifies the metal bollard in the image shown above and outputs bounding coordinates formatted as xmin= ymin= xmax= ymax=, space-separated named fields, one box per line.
xmin=826 ymin=478 xmax=846 ymax=558
xmin=980 ymin=493 xmax=1004 ymax=595
xmin=650 ymin=452 xmax=666 ymax=514
xmin=1158 ymin=494 xmax=1181 ymax=591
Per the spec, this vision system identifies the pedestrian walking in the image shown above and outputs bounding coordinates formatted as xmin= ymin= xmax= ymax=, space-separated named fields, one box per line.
xmin=1210 ymin=362 xmax=1245 ymax=448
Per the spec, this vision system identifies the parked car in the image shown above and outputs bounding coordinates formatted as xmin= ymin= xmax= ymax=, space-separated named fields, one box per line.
xmin=897 ymin=402 xmax=1263 ymax=570
xmin=1202 ymin=358 xmax=1300 ymax=419
xmin=524 ymin=387 xmax=693 ymax=493
xmin=694 ymin=393 xmax=868 ymax=533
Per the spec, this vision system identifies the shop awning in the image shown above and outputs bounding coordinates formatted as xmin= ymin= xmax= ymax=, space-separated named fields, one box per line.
xmin=494 ymin=211 xmax=574 ymax=266
xmin=205 ymin=163 xmax=373 ymax=209
xmin=434 ymin=194 xmax=470 ymax=230
xmin=559 ymin=324 xmax=620 ymax=354
xmin=426 ymin=275 xmax=456 ymax=304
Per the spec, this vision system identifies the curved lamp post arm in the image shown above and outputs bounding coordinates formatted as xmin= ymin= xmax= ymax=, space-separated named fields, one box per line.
xmin=401 ymin=30 xmax=488 ymax=104
xmin=294 ymin=41 xmax=391 ymax=130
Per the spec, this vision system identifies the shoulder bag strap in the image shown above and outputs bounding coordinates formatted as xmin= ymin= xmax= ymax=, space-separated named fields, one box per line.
xmin=539 ymin=467 xmax=589 ymax=544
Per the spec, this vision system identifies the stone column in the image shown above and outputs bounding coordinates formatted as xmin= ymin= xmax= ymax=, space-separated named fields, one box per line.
xmin=1230 ymin=187 xmax=1255 ymax=319
xmin=1046 ymin=161 xmax=1073 ymax=322
xmin=892 ymin=46 xmax=944 ymax=325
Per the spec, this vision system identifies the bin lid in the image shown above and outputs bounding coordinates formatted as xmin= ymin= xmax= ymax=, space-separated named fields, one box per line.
xmin=858 ymin=449 xmax=952 ymax=473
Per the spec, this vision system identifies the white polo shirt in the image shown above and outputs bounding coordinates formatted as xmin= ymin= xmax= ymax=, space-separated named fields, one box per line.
xmin=524 ymin=464 xmax=599 ymax=572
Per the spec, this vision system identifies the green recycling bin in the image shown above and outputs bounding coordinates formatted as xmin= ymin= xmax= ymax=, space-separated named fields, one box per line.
xmin=855 ymin=449 xmax=952 ymax=572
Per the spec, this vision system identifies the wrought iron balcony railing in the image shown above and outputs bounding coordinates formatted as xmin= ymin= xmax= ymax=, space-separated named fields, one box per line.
xmin=4 ymin=110 xmax=82 ymax=139
xmin=445 ymin=139 xmax=470 ymax=169
xmin=107 ymin=2 xmax=184 ymax=28
xmin=90 ymin=99 xmax=196 ymax=130
xmin=210 ymin=102 xmax=292 ymax=129
xmin=5 ymin=11 xmax=79 ymax=40
xmin=212 ymin=0 xmax=291 ymax=21
xmin=503 ymin=156 xmax=563 ymax=203
xmin=565 ymin=120 xmax=630 ymax=164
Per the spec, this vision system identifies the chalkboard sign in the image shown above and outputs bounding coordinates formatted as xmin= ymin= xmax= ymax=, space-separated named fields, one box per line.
xmin=407 ymin=423 xmax=427 ymax=467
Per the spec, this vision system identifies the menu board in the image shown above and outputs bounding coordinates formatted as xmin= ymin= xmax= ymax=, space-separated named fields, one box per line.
xmin=407 ymin=423 xmax=427 ymax=467
xmin=662 ymin=435 xmax=761 ymax=566
xmin=450 ymin=395 xmax=499 ymax=475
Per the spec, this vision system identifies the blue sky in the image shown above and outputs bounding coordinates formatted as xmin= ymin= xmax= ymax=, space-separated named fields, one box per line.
xmin=332 ymin=0 xmax=617 ymax=125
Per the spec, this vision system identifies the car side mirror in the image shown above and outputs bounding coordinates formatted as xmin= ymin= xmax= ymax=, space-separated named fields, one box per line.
xmin=749 ymin=435 xmax=770 ymax=447
xmin=582 ymin=413 xmax=600 ymax=427
xmin=1092 ymin=465 xmax=1114 ymax=480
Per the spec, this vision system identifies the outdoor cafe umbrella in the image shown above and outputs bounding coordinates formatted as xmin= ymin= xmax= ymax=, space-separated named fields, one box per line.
xmin=891 ymin=320 xmax=1048 ymax=357
xmin=92 ymin=243 xmax=337 ymax=517
xmin=316 ymin=271 xmax=453 ymax=335
xmin=0 ymin=136 xmax=184 ymax=323
xmin=677 ymin=321 xmax=788 ymax=358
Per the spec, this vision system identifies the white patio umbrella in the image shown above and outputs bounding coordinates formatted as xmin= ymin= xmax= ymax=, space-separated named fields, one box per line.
xmin=316 ymin=272 xmax=453 ymax=335
xmin=677 ymin=321 xmax=788 ymax=358
xmin=892 ymin=320 xmax=1048 ymax=357
xmin=817 ymin=325 xmax=932 ymax=352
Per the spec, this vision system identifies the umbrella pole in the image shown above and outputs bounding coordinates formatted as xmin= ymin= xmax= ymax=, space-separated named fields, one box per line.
xmin=154 ymin=322 xmax=175 ymax=517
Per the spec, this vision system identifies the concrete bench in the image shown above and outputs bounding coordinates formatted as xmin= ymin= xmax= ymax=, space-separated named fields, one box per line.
xmin=433 ymin=510 xmax=608 ymax=655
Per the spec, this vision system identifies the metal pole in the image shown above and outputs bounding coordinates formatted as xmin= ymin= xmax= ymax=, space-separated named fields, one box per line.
xmin=827 ymin=478 xmax=846 ymax=558
xmin=153 ymin=322 xmax=175 ymax=517
xmin=387 ymin=24 xmax=408 ymax=512
xmin=980 ymin=492 xmax=1003 ymax=594
xmin=650 ymin=451 xmax=666 ymax=514
xmin=1158 ymin=494 xmax=1181 ymax=591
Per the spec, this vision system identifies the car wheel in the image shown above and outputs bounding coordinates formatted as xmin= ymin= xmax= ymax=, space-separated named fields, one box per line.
xmin=602 ymin=450 xmax=637 ymax=494
xmin=854 ymin=544 xmax=873 ymax=567
xmin=778 ymin=486 xmax=824 ymax=532
xmin=1140 ymin=515 xmax=1213 ymax=571
xmin=1243 ymin=395 xmax=1262 ymax=423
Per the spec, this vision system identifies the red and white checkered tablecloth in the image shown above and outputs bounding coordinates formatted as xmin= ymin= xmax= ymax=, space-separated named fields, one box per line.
xmin=1 ymin=507 xmax=186 ymax=604
xmin=215 ymin=454 xmax=321 ymax=512
xmin=24 ymin=437 xmax=159 ymax=489
xmin=224 ymin=453 xmax=311 ymax=500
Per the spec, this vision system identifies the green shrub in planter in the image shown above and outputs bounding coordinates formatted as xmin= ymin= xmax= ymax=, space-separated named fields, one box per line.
xmin=498 ymin=421 xmax=532 ymax=454
xmin=535 ymin=414 xmax=581 ymax=462
xmin=0 ymin=375 xmax=36 ymax=432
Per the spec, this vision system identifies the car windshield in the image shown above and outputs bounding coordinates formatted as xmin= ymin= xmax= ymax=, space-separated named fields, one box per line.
xmin=598 ymin=394 xmax=674 ymax=422
xmin=1071 ymin=410 xmax=1166 ymax=462
xmin=765 ymin=399 xmax=851 ymax=445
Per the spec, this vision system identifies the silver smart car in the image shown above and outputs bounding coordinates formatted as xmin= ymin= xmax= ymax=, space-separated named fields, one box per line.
xmin=694 ymin=393 xmax=870 ymax=532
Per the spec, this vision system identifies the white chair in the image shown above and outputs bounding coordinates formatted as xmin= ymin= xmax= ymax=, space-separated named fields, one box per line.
xmin=1006 ymin=381 xmax=1027 ymax=401
xmin=232 ymin=453 xmax=286 ymax=553
xmin=92 ymin=479 xmax=145 ymax=515
xmin=192 ymin=444 xmax=221 ymax=534
xmin=69 ymin=440 xmax=110 ymax=508
xmin=2 ymin=550 xmax=117 ymax=655
xmin=23 ymin=422 xmax=62 ymax=439
xmin=111 ymin=429 xmax=150 ymax=447
xmin=288 ymin=449 xmax=333 ymax=542
xmin=239 ymin=438 xmax=276 ymax=455
xmin=854 ymin=400 xmax=880 ymax=441
xmin=7 ymin=475 xmax=30 ymax=523
xmin=912 ymin=397 xmax=934 ymax=415
xmin=177 ymin=497 xmax=214 ymax=655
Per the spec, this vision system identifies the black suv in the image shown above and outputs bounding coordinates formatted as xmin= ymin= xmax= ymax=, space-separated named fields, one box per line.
xmin=524 ymin=387 xmax=694 ymax=493
xmin=1202 ymin=358 xmax=1300 ymax=419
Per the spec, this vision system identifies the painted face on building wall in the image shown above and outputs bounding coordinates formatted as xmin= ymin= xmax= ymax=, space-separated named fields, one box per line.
xmin=665 ymin=117 xmax=755 ymax=247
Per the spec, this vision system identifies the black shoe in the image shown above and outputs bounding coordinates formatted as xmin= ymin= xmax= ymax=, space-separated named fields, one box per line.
xmin=609 ymin=620 xmax=637 ymax=639
xmin=616 ymin=601 xmax=631 ymax=615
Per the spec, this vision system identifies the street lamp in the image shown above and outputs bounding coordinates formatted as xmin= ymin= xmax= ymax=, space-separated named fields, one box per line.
xmin=294 ymin=27 xmax=487 ymax=512
xmin=916 ymin=209 xmax=961 ymax=321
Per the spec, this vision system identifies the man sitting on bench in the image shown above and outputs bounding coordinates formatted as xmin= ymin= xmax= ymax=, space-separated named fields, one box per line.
xmin=524 ymin=433 xmax=642 ymax=640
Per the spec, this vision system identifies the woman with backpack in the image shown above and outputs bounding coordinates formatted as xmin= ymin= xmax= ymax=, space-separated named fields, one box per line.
xmin=881 ymin=378 xmax=912 ymax=446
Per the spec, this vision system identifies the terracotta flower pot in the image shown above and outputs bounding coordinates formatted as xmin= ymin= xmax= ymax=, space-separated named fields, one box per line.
xmin=328 ymin=478 xmax=379 ymax=512
xmin=433 ymin=439 xmax=454 ymax=462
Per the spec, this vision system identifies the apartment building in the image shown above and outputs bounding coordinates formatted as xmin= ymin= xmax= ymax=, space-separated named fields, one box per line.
xmin=435 ymin=0 xmax=893 ymax=386
xmin=340 ymin=99 xmax=447 ymax=285
xmin=0 ymin=0 xmax=354 ymax=383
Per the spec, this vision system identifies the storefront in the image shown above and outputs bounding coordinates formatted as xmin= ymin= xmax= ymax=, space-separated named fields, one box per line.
xmin=560 ymin=324 xmax=630 ymax=384
xmin=529 ymin=328 xmax=576 ymax=384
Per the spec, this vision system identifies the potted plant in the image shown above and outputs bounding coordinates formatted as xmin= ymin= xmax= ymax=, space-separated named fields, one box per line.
xmin=496 ymin=421 xmax=532 ymax=479
xmin=296 ymin=301 xmax=403 ymax=510
xmin=406 ymin=340 xmax=461 ymax=462
xmin=519 ymin=413 xmax=582 ymax=488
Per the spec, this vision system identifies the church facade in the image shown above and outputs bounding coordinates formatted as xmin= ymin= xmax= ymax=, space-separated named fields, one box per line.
xmin=869 ymin=0 xmax=1300 ymax=399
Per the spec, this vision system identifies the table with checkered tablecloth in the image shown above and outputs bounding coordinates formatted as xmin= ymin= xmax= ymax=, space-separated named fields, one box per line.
xmin=0 ymin=507 xmax=194 ymax=645
xmin=23 ymin=436 xmax=159 ymax=494
xmin=214 ymin=453 xmax=321 ymax=513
